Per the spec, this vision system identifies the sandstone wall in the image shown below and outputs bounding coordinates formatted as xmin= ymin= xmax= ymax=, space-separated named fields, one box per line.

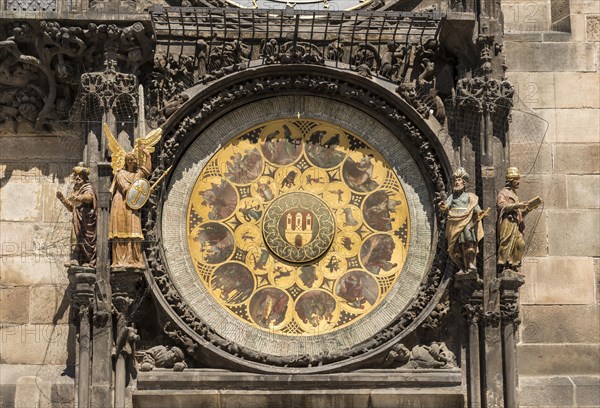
xmin=0 ymin=2 xmax=598 ymax=407
xmin=503 ymin=0 xmax=600 ymax=406
xmin=0 ymin=136 xmax=82 ymax=407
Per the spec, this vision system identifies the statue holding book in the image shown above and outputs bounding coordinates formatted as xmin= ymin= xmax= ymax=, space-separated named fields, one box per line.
xmin=497 ymin=167 xmax=542 ymax=271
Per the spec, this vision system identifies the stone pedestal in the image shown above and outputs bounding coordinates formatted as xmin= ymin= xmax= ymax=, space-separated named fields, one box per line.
xmin=134 ymin=370 xmax=465 ymax=408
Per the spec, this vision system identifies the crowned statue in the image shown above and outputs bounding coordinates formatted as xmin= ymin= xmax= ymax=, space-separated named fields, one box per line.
xmin=104 ymin=124 xmax=163 ymax=270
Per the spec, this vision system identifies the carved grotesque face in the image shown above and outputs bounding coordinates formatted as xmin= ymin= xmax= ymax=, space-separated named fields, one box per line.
xmin=431 ymin=342 xmax=454 ymax=364
xmin=510 ymin=178 xmax=520 ymax=190
xmin=453 ymin=177 xmax=465 ymax=193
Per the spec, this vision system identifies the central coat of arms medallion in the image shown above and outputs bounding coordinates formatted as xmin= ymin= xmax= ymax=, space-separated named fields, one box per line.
xmin=263 ymin=192 xmax=335 ymax=263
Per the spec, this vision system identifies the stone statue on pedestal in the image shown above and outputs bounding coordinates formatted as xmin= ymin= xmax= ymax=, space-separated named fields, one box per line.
xmin=497 ymin=167 xmax=542 ymax=271
xmin=104 ymin=123 xmax=163 ymax=270
xmin=439 ymin=167 xmax=486 ymax=274
xmin=56 ymin=163 xmax=97 ymax=267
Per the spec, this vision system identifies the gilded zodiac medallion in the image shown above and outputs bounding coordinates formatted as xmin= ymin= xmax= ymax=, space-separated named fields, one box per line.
xmin=187 ymin=118 xmax=410 ymax=335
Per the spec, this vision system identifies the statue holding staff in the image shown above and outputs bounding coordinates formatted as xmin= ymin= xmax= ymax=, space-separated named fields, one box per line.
xmin=56 ymin=163 xmax=97 ymax=267
xmin=104 ymin=123 xmax=163 ymax=270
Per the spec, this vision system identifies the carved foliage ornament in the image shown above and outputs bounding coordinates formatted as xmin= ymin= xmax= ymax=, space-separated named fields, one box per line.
xmin=0 ymin=20 xmax=153 ymax=132
xmin=145 ymin=34 xmax=450 ymax=126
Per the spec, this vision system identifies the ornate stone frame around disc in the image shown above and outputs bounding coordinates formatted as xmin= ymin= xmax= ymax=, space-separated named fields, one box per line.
xmin=144 ymin=66 xmax=451 ymax=372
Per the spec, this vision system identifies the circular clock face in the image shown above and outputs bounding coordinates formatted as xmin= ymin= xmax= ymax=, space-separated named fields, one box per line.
xmin=186 ymin=118 xmax=410 ymax=336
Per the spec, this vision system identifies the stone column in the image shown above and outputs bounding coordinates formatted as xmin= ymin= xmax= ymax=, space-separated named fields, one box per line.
xmin=455 ymin=273 xmax=484 ymax=408
xmin=91 ymin=162 xmax=113 ymax=408
xmin=68 ymin=267 xmax=96 ymax=408
xmin=499 ymin=269 xmax=525 ymax=408
xmin=481 ymin=167 xmax=505 ymax=408
xmin=110 ymin=269 xmax=142 ymax=408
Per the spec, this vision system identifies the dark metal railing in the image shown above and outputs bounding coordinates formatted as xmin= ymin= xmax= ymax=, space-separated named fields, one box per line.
xmin=149 ymin=6 xmax=444 ymax=82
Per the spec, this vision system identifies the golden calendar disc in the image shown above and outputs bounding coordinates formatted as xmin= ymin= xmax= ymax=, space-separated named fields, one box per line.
xmin=186 ymin=118 xmax=410 ymax=335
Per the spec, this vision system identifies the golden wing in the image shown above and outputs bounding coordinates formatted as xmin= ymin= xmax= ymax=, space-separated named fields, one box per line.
xmin=103 ymin=123 xmax=126 ymax=174
xmin=134 ymin=127 xmax=163 ymax=165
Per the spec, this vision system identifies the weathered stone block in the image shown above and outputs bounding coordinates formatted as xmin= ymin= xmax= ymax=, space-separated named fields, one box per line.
xmin=505 ymin=42 xmax=598 ymax=72
xmin=43 ymin=182 xmax=73 ymax=224
xmin=571 ymin=0 xmax=600 ymax=15
xmin=507 ymin=72 xmax=554 ymax=110
xmin=509 ymin=143 xmax=552 ymax=175
xmin=0 ymin=162 xmax=49 ymax=184
xmin=567 ymin=175 xmax=600 ymax=209
xmin=522 ymin=208 xmax=548 ymax=257
xmin=519 ymin=376 xmax=574 ymax=406
xmin=548 ymin=210 xmax=600 ymax=256
xmin=554 ymin=73 xmax=600 ymax=109
xmin=0 ymin=256 xmax=69 ymax=286
xmin=555 ymin=144 xmax=600 ymax=174
xmin=14 ymin=376 xmax=52 ymax=408
xmin=0 ymin=364 xmax=75 ymax=408
xmin=518 ymin=344 xmax=600 ymax=375
xmin=588 ymin=16 xmax=600 ymax=41
xmin=532 ymin=109 xmax=600 ymax=144
xmin=520 ymin=108 xmax=555 ymax=144
xmin=569 ymin=13 xmax=589 ymax=42
xmin=505 ymin=33 xmax=544 ymax=42
xmin=29 ymin=285 xmax=71 ymax=325
xmin=555 ymin=109 xmax=600 ymax=144
xmin=0 ymin=182 xmax=43 ymax=222
xmin=0 ymin=324 xmax=75 ymax=365
xmin=521 ymin=305 xmax=600 ymax=343
xmin=594 ymin=258 xmax=600 ymax=305
xmin=520 ymin=174 xmax=567 ymax=209
xmin=0 ymin=137 xmax=83 ymax=161
xmin=502 ymin=0 xmax=552 ymax=33
xmin=0 ymin=221 xmax=71 ymax=258
xmin=0 ymin=287 xmax=30 ymax=324
xmin=520 ymin=257 xmax=596 ymax=304
xmin=542 ymin=32 xmax=571 ymax=41
xmin=573 ymin=376 xmax=600 ymax=407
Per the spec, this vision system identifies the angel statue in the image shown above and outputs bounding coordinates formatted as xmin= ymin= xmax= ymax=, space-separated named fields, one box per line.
xmin=104 ymin=124 xmax=163 ymax=270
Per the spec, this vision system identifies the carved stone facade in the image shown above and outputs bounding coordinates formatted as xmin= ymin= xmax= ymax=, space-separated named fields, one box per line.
xmin=0 ymin=0 xmax=598 ymax=407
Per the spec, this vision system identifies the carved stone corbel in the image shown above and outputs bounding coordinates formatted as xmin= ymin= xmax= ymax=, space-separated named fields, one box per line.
xmin=382 ymin=341 xmax=458 ymax=369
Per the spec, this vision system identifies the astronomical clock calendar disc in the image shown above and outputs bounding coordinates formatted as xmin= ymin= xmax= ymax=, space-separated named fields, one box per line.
xmin=186 ymin=118 xmax=410 ymax=336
